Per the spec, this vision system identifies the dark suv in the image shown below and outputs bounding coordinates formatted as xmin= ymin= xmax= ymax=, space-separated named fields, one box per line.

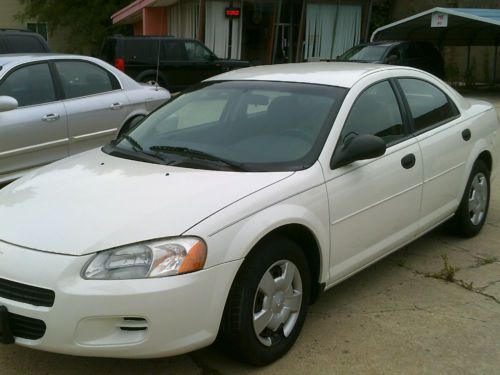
xmin=100 ymin=36 xmax=250 ymax=92
xmin=0 ymin=29 xmax=51 ymax=53
xmin=338 ymin=41 xmax=444 ymax=79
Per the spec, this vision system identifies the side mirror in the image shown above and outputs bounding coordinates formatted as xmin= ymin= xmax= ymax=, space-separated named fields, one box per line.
xmin=385 ymin=54 xmax=399 ymax=64
xmin=0 ymin=96 xmax=18 ymax=112
xmin=331 ymin=134 xmax=386 ymax=169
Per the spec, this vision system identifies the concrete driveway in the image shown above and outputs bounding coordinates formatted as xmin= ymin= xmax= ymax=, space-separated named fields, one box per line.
xmin=1 ymin=93 xmax=499 ymax=374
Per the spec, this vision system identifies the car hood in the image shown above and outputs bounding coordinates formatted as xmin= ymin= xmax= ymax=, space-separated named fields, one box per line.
xmin=0 ymin=149 xmax=292 ymax=256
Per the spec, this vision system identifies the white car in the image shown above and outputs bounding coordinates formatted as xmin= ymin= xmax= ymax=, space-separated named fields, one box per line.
xmin=0 ymin=54 xmax=170 ymax=185
xmin=0 ymin=63 xmax=498 ymax=364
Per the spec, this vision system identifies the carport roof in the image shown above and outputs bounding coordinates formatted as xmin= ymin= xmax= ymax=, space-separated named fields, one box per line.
xmin=371 ymin=7 xmax=500 ymax=46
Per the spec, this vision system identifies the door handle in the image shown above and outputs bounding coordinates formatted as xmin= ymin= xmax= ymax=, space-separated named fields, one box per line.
xmin=401 ymin=153 xmax=416 ymax=169
xmin=42 ymin=113 xmax=60 ymax=122
xmin=109 ymin=102 xmax=122 ymax=110
xmin=462 ymin=128 xmax=471 ymax=141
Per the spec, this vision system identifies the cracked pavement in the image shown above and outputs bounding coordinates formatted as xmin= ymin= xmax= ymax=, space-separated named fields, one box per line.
xmin=1 ymin=93 xmax=499 ymax=374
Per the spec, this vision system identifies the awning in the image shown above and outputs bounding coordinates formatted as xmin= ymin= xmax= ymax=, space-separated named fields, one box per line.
xmin=371 ymin=7 xmax=500 ymax=46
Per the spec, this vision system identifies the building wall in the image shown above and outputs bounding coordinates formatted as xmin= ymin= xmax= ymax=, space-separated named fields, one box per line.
xmin=0 ymin=0 xmax=71 ymax=53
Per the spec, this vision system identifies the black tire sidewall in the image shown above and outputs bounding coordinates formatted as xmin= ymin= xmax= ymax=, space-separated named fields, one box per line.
xmin=221 ymin=236 xmax=311 ymax=365
xmin=453 ymin=160 xmax=490 ymax=237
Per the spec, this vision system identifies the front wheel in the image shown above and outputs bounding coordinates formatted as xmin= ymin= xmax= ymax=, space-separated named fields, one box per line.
xmin=449 ymin=160 xmax=490 ymax=237
xmin=219 ymin=236 xmax=310 ymax=365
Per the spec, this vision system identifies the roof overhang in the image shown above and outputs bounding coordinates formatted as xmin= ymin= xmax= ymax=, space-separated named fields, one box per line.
xmin=111 ymin=0 xmax=177 ymax=24
xmin=372 ymin=7 xmax=500 ymax=46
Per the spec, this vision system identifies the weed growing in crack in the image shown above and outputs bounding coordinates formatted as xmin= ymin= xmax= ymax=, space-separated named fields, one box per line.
xmin=476 ymin=256 xmax=498 ymax=266
xmin=427 ymin=254 xmax=457 ymax=282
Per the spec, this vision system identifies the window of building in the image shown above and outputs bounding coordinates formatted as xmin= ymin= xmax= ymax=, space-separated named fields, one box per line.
xmin=0 ymin=63 xmax=56 ymax=107
xmin=26 ymin=22 xmax=48 ymax=40
xmin=398 ymin=79 xmax=459 ymax=132
xmin=340 ymin=81 xmax=405 ymax=145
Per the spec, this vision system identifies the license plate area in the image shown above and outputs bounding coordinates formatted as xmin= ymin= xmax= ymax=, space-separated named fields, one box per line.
xmin=0 ymin=306 xmax=14 ymax=344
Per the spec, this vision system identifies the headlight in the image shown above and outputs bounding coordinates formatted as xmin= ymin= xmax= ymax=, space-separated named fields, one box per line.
xmin=82 ymin=237 xmax=207 ymax=280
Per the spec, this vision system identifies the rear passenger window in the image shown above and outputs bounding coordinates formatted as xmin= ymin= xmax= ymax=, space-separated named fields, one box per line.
xmin=55 ymin=61 xmax=118 ymax=99
xmin=5 ymin=35 xmax=46 ymax=53
xmin=340 ymin=81 xmax=405 ymax=145
xmin=398 ymin=79 xmax=459 ymax=132
xmin=0 ymin=63 xmax=56 ymax=106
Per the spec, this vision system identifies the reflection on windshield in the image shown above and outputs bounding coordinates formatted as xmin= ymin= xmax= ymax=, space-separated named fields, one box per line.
xmin=107 ymin=81 xmax=346 ymax=172
xmin=339 ymin=46 xmax=387 ymax=62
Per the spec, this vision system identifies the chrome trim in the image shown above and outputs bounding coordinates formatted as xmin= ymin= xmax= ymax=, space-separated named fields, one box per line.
xmin=71 ymin=129 xmax=118 ymax=142
xmin=0 ymin=138 xmax=69 ymax=158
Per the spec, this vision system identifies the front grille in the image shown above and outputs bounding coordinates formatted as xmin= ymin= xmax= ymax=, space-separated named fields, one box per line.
xmin=0 ymin=278 xmax=55 ymax=307
xmin=9 ymin=312 xmax=46 ymax=340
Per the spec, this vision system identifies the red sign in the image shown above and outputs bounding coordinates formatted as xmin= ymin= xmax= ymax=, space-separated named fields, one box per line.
xmin=225 ymin=7 xmax=240 ymax=18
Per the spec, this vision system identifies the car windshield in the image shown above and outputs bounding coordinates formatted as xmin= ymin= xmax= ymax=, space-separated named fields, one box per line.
xmin=339 ymin=45 xmax=387 ymax=62
xmin=105 ymin=81 xmax=346 ymax=172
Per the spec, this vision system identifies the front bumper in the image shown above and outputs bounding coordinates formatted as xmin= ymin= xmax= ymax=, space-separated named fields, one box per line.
xmin=0 ymin=240 xmax=242 ymax=358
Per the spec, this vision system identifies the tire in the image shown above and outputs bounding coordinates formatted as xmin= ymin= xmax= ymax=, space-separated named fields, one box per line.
xmin=448 ymin=160 xmax=490 ymax=237
xmin=219 ymin=236 xmax=311 ymax=366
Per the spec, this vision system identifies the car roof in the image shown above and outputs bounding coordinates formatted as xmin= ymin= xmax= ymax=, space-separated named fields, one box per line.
xmin=0 ymin=53 xmax=98 ymax=69
xmin=207 ymin=62 xmax=404 ymax=88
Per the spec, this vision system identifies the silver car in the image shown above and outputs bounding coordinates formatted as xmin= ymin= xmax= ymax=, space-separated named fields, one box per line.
xmin=0 ymin=54 xmax=170 ymax=184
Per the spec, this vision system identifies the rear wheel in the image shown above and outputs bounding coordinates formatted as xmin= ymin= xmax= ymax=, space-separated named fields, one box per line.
xmin=448 ymin=160 xmax=490 ymax=237
xmin=219 ymin=236 xmax=310 ymax=366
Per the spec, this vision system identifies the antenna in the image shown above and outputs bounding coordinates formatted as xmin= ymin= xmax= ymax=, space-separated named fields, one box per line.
xmin=155 ymin=38 xmax=160 ymax=91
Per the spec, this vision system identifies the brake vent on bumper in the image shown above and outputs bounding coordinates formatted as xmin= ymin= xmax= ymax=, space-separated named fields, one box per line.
xmin=119 ymin=317 xmax=148 ymax=331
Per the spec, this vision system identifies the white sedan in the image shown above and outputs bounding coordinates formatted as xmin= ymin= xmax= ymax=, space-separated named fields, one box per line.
xmin=0 ymin=63 xmax=498 ymax=365
xmin=0 ymin=54 xmax=170 ymax=185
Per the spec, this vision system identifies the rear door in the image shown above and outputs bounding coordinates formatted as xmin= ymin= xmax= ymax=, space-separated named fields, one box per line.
xmin=0 ymin=62 xmax=68 ymax=177
xmin=53 ymin=60 xmax=129 ymax=155
xmin=396 ymin=77 xmax=466 ymax=230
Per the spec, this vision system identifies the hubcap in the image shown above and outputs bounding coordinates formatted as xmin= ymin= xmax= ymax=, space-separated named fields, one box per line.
xmin=252 ymin=260 xmax=303 ymax=347
xmin=468 ymin=172 xmax=488 ymax=226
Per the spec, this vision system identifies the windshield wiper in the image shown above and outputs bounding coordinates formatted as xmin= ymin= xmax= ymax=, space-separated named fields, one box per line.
xmin=108 ymin=137 xmax=167 ymax=164
xmin=149 ymin=145 xmax=248 ymax=171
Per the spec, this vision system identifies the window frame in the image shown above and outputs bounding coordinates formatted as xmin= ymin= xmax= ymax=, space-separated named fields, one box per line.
xmin=51 ymin=59 xmax=122 ymax=100
xmin=393 ymin=77 xmax=461 ymax=136
xmin=184 ymin=40 xmax=215 ymax=61
xmin=0 ymin=60 xmax=61 ymax=108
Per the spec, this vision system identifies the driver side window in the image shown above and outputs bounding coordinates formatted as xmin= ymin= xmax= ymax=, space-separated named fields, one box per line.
xmin=340 ymin=81 xmax=405 ymax=146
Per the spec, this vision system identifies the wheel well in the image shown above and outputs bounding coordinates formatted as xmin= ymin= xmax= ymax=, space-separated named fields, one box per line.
xmin=119 ymin=114 xmax=146 ymax=136
xmin=477 ymin=151 xmax=492 ymax=172
xmin=253 ymin=224 xmax=323 ymax=304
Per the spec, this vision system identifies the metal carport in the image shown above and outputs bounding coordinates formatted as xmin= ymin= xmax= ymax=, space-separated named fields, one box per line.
xmin=371 ymin=7 xmax=500 ymax=83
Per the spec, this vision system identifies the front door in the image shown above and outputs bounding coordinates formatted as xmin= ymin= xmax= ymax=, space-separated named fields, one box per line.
xmin=0 ymin=62 xmax=68 ymax=178
xmin=323 ymin=80 xmax=423 ymax=282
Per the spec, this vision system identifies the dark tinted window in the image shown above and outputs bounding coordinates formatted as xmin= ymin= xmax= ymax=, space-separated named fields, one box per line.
xmin=55 ymin=61 xmax=116 ymax=99
xmin=162 ymin=40 xmax=185 ymax=60
xmin=339 ymin=45 xmax=387 ymax=62
xmin=0 ymin=63 xmax=55 ymax=106
xmin=124 ymin=39 xmax=159 ymax=63
xmin=5 ymin=35 xmax=46 ymax=53
xmin=399 ymin=79 xmax=459 ymax=132
xmin=340 ymin=81 xmax=405 ymax=145
xmin=184 ymin=41 xmax=212 ymax=60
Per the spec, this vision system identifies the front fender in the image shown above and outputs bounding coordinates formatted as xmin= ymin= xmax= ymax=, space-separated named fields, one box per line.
xmin=184 ymin=164 xmax=331 ymax=284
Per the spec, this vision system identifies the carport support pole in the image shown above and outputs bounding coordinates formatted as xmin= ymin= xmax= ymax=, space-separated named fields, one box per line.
xmin=493 ymin=44 xmax=498 ymax=86
xmin=466 ymin=44 xmax=471 ymax=83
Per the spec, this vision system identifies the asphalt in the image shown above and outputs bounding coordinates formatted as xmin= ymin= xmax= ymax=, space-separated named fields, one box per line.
xmin=1 ymin=91 xmax=499 ymax=374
